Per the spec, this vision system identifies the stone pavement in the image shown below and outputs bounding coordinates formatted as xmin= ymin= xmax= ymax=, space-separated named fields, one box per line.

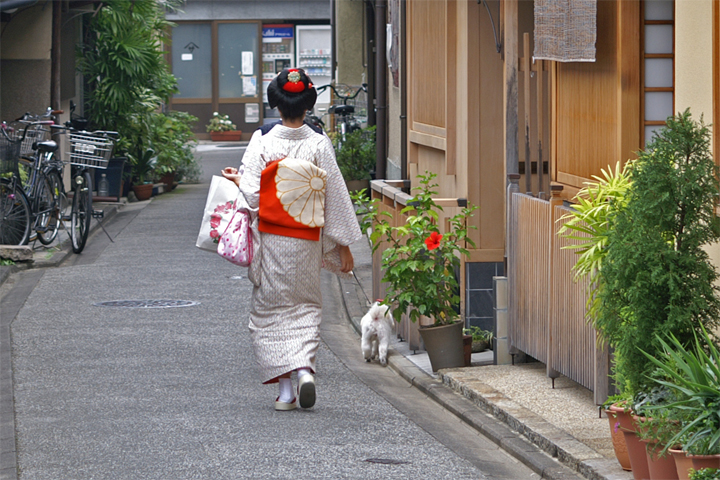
xmin=338 ymin=236 xmax=633 ymax=480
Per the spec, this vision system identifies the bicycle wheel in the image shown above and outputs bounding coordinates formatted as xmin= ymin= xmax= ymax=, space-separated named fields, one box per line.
xmin=36 ymin=171 xmax=62 ymax=245
xmin=71 ymin=170 xmax=92 ymax=253
xmin=0 ymin=178 xmax=31 ymax=245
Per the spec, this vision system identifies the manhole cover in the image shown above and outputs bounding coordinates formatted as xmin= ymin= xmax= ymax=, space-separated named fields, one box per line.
xmin=94 ymin=300 xmax=200 ymax=309
xmin=364 ymin=459 xmax=409 ymax=465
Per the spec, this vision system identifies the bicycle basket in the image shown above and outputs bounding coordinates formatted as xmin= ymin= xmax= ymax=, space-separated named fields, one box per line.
xmin=20 ymin=124 xmax=50 ymax=158
xmin=0 ymin=126 xmax=22 ymax=177
xmin=67 ymin=131 xmax=115 ymax=169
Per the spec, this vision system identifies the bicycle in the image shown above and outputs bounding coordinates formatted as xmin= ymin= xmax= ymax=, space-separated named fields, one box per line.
xmin=0 ymin=120 xmax=61 ymax=246
xmin=0 ymin=105 xmax=117 ymax=253
xmin=18 ymin=110 xmax=67 ymax=246
xmin=52 ymin=103 xmax=117 ymax=253
xmin=315 ymin=83 xmax=368 ymax=146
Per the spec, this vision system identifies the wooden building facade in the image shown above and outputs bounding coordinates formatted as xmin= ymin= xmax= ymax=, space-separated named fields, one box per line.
xmin=371 ymin=0 xmax=720 ymax=404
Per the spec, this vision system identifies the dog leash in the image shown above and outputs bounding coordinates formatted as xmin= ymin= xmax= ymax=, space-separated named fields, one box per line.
xmin=351 ymin=270 xmax=373 ymax=306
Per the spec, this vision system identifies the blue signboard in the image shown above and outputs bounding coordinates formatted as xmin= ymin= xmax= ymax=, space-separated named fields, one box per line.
xmin=262 ymin=27 xmax=293 ymax=39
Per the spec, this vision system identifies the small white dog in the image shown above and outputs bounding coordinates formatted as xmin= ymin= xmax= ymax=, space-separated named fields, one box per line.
xmin=361 ymin=301 xmax=393 ymax=366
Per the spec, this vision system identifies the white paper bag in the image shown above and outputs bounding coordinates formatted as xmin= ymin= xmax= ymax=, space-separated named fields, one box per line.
xmin=196 ymin=175 xmax=240 ymax=252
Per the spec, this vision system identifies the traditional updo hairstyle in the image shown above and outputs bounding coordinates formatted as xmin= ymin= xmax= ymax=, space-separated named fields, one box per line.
xmin=267 ymin=68 xmax=317 ymax=120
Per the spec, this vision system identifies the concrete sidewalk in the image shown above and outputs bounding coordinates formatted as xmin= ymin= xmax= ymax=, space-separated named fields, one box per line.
xmin=338 ymin=236 xmax=632 ymax=480
xmin=0 ymin=199 xmax=130 ymax=283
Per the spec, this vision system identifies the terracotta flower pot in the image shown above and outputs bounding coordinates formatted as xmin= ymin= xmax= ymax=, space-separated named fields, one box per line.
xmin=132 ymin=183 xmax=153 ymax=201
xmin=613 ymin=410 xmax=650 ymax=480
xmin=668 ymin=448 xmax=692 ymax=480
xmin=210 ymin=130 xmax=242 ymax=142
xmin=688 ymin=454 xmax=720 ymax=472
xmin=463 ymin=335 xmax=472 ymax=366
xmin=160 ymin=172 xmax=177 ymax=191
xmin=641 ymin=440 xmax=678 ymax=480
xmin=606 ymin=404 xmax=632 ymax=471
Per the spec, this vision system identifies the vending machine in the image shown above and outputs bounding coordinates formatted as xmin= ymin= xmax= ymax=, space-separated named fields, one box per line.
xmin=262 ymin=24 xmax=294 ymax=124
xmin=295 ymin=25 xmax=332 ymax=114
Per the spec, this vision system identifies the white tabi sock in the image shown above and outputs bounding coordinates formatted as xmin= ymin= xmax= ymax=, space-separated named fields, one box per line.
xmin=297 ymin=368 xmax=312 ymax=379
xmin=278 ymin=377 xmax=294 ymax=403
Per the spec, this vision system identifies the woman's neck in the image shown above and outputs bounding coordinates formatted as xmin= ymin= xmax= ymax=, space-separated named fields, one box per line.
xmin=281 ymin=117 xmax=304 ymax=129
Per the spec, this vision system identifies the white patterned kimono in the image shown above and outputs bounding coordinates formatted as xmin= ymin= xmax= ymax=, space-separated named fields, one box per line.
xmin=238 ymin=123 xmax=362 ymax=384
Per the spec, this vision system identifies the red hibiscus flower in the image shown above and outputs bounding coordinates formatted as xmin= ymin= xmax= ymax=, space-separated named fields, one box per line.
xmin=210 ymin=229 xmax=220 ymax=239
xmin=210 ymin=214 xmax=222 ymax=228
xmin=424 ymin=231 xmax=443 ymax=250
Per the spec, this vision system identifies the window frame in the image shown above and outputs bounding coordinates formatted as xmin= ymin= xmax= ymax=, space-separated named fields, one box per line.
xmin=640 ymin=1 xmax=675 ymax=147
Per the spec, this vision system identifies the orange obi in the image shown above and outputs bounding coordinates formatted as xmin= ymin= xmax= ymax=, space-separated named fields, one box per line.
xmin=258 ymin=157 xmax=327 ymax=241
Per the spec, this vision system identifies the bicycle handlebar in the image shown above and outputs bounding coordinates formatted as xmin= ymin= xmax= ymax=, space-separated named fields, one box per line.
xmin=315 ymin=83 xmax=367 ymax=102
xmin=52 ymin=122 xmax=118 ymax=138
xmin=0 ymin=120 xmax=55 ymax=142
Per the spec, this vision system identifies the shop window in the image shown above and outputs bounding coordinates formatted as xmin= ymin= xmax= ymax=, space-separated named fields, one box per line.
xmin=218 ymin=23 xmax=259 ymax=99
xmin=172 ymin=23 xmax=212 ymax=99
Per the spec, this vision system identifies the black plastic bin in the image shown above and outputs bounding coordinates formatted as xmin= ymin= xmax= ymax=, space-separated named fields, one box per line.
xmin=94 ymin=156 xmax=126 ymax=201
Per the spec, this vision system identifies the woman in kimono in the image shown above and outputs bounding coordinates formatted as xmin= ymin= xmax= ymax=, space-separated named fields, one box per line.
xmin=222 ymin=68 xmax=362 ymax=411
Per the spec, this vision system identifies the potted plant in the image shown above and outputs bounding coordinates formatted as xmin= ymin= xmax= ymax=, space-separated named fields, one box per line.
xmin=642 ymin=328 xmax=720 ymax=476
xmin=130 ymin=148 xmax=157 ymax=201
xmin=633 ymin=387 xmax=683 ymax=479
xmin=150 ymin=111 xmax=198 ymax=189
xmin=332 ymin=126 xmax=376 ymax=192
xmin=368 ymin=172 xmax=477 ymax=372
xmin=689 ymin=469 xmax=720 ymax=480
xmin=595 ymin=109 xmax=720 ymax=400
xmin=207 ymin=112 xmax=241 ymax=141
xmin=464 ymin=326 xmax=493 ymax=353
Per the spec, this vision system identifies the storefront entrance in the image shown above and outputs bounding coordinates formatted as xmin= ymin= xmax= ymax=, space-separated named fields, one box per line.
xmin=170 ymin=21 xmax=262 ymax=140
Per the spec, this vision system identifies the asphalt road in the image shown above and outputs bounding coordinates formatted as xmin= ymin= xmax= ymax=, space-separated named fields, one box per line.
xmin=1 ymin=144 xmax=539 ymax=480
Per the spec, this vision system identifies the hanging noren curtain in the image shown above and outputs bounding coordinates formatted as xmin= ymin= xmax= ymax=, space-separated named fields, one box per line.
xmin=534 ymin=0 xmax=597 ymax=63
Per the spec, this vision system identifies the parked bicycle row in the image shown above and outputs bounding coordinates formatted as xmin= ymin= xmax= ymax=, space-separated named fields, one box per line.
xmin=0 ymin=102 xmax=117 ymax=254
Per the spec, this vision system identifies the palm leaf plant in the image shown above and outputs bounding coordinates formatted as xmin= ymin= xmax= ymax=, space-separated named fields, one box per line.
xmin=642 ymin=326 xmax=720 ymax=456
xmin=558 ymin=161 xmax=632 ymax=324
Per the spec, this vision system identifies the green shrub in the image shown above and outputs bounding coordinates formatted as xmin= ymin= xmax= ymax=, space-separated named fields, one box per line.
xmin=690 ymin=468 xmax=720 ymax=480
xmin=598 ymin=109 xmax=720 ymax=396
xmin=333 ymin=126 xmax=376 ymax=182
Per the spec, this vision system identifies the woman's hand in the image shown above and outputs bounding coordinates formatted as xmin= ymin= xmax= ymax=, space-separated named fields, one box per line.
xmin=222 ymin=167 xmax=241 ymax=187
xmin=338 ymin=245 xmax=354 ymax=273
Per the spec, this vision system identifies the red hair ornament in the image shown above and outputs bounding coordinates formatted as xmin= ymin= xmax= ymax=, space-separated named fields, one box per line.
xmin=282 ymin=69 xmax=306 ymax=93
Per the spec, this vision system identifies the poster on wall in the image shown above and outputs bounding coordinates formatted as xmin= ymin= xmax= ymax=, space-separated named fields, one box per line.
xmin=242 ymin=51 xmax=254 ymax=75
xmin=242 ymin=76 xmax=257 ymax=97
xmin=245 ymin=103 xmax=260 ymax=123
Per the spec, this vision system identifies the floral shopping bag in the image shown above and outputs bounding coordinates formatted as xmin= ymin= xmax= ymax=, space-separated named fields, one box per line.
xmin=217 ymin=207 xmax=253 ymax=267
xmin=196 ymin=175 xmax=240 ymax=252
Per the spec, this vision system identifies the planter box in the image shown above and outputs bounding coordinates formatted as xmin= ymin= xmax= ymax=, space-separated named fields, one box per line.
xmin=210 ymin=131 xmax=242 ymax=142
xmin=345 ymin=179 xmax=370 ymax=193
